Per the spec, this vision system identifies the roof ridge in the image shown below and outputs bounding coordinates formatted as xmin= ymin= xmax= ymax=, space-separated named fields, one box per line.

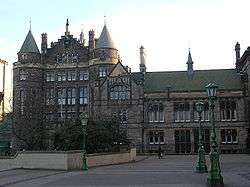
xmin=145 ymin=68 xmax=236 ymax=74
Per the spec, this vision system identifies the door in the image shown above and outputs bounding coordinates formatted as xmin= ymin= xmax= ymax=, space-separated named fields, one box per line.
xmin=175 ymin=130 xmax=191 ymax=154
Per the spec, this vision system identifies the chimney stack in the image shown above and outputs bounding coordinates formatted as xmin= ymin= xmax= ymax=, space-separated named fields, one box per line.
xmin=41 ymin=33 xmax=47 ymax=54
xmin=139 ymin=45 xmax=146 ymax=74
xmin=88 ymin=30 xmax=95 ymax=51
xmin=235 ymin=42 xmax=241 ymax=72
xmin=235 ymin=42 xmax=241 ymax=62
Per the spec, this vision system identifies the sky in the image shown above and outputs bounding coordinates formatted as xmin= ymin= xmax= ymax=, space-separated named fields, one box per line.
xmin=0 ymin=0 xmax=250 ymax=110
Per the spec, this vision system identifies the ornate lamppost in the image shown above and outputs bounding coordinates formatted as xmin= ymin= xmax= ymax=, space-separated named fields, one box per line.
xmin=195 ymin=101 xmax=207 ymax=173
xmin=205 ymin=83 xmax=224 ymax=186
xmin=80 ymin=112 xmax=88 ymax=171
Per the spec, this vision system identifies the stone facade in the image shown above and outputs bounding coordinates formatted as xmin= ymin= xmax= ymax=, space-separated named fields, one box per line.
xmin=13 ymin=20 xmax=250 ymax=154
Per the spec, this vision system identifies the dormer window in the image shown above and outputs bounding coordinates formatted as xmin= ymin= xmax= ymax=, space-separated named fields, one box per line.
xmin=21 ymin=53 xmax=27 ymax=60
xmin=99 ymin=67 xmax=107 ymax=77
xmin=56 ymin=55 xmax=62 ymax=63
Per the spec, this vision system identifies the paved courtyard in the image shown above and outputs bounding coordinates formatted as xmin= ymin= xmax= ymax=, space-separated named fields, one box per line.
xmin=0 ymin=154 xmax=249 ymax=187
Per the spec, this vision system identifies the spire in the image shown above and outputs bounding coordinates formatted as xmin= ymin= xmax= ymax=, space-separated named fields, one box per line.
xmin=186 ymin=49 xmax=194 ymax=76
xmin=65 ymin=18 xmax=70 ymax=35
xmin=79 ymin=24 xmax=84 ymax=45
xmin=96 ymin=23 xmax=115 ymax=49
xmin=19 ymin=30 xmax=40 ymax=53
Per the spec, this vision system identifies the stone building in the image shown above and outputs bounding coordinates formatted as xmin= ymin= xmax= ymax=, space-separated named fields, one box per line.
xmin=13 ymin=20 xmax=250 ymax=153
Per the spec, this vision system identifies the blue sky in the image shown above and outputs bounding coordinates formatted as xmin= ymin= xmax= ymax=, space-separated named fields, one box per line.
xmin=1 ymin=0 xmax=250 ymax=109
xmin=1 ymin=0 xmax=167 ymax=38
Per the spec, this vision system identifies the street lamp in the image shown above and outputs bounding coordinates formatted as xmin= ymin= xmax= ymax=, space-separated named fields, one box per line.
xmin=205 ymin=83 xmax=224 ymax=186
xmin=195 ymin=101 xmax=207 ymax=173
xmin=80 ymin=112 xmax=88 ymax=171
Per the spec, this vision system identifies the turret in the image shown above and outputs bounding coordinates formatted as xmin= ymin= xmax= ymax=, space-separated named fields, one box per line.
xmin=88 ymin=30 xmax=95 ymax=51
xmin=139 ymin=46 xmax=146 ymax=74
xmin=186 ymin=50 xmax=194 ymax=77
xmin=41 ymin=33 xmax=47 ymax=54
xmin=95 ymin=23 xmax=118 ymax=63
xmin=18 ymin=29 xmax=40 ymax=63
xmin=65 ymin=18 xmax=70 ymax=36
xmin=79 ymin=29 xmax=85 ymax=46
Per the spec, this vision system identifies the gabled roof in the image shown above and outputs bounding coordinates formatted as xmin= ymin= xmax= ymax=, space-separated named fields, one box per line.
xmin=239 ymin=47 xmax=250 ymax=64
xmin=142 ymin=69 xmax=242 ymax=93
xmin=19 ymin=30 xmax=40 ymax=53
xmin=96 ymin=25 xmax=116 ymax=49
xmin=109 ymin=61 xmax=128 ymax=77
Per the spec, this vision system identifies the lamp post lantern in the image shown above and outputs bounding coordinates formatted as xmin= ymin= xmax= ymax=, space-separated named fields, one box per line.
xmin=205 ymin=83 xmax=224 ymax=186
xmin=80 ymin=112 xmax=88 ymax=171
xmin=195 ymin=101 xmax=207 ymax=173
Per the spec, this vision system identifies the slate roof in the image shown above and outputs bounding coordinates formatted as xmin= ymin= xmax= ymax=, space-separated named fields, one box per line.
xmin=139 ymin=69 xmax=242 ymax=93
xmin=187 ymin=51 xmax=193 ymax=64
xmin=96 ymin=25 xmax=116 ymax=49
xmin=19 ymin=30 xmax=40 ymax=53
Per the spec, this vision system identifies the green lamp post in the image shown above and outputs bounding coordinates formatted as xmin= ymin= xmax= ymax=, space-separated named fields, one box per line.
xmin=80 ymin=112 xmax=88 ymax=171
xmin=195 ymin=101 xmax=208 ymax=173
xmin=205 ymin=83 xmax=224 ymax=186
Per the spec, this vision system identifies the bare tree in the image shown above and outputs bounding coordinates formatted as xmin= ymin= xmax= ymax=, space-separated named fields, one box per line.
xmin=12 ymin=89 xmax=48 ymax=150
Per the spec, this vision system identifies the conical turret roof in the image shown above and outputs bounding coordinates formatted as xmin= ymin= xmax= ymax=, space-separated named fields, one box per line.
xmin=187 ymin=50 xmax=193 ymax=64
xmin=96 ymin=25 xmax=116 ymax=49
xmin=19 ymin=30 xmax=40 ymax=53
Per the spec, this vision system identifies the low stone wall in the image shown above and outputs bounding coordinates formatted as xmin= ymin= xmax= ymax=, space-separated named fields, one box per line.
xmin=0 ymin=148 xmax=136 ymax=171
xmin=88 ymin=147 xmax=136 ymax=168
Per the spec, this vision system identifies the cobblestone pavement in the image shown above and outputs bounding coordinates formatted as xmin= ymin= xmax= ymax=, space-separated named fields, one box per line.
xmin=0 ymin=154 xmax=249 ymax=187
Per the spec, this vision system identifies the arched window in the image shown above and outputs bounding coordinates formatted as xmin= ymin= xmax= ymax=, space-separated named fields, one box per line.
xmin=110 ymin=85 xmax=130 ymax=100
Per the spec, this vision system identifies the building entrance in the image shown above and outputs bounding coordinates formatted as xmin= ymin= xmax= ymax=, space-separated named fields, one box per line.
xmin=174 ymin=130 xmax=191 ymax=154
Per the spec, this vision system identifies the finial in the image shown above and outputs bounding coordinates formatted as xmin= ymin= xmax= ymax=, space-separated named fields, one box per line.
xmin=81 ymin=24 xmax=83 ymax=33
xmin=29 ymin=18 xmax=32 ymax=31
xmin=80 ymin=24 xmax=84 ymax=44
xmin=188 ymin=40 xmax=191 ymax=52
xmin=118 ymin=54 xmax=121 ymax=62
xmin=65 ymin=18 xmax=69 ymax=35
xmin=104 ymin=15 xmax=107 ymax=26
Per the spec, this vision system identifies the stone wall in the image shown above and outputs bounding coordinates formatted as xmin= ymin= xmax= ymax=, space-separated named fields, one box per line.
xmin=0 ymin=148 xmax=136 ymax=171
